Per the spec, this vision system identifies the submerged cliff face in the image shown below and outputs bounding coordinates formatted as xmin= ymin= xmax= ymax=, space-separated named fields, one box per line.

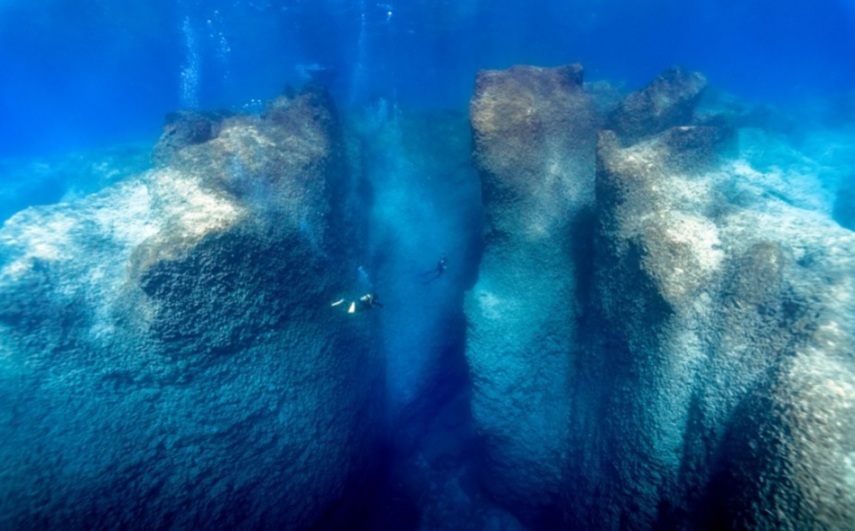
xmin=588 ymin=100 xmax=855 ymax=530
xmin=466 ymin=65 xmax=855 ymax=529
xmin=464 ymin=64 xmax=598 ymax=526
xmin=0 ymin=86 xmax=380 ymax=530
xmin=591 ymin=73 xmax=855 ymax=530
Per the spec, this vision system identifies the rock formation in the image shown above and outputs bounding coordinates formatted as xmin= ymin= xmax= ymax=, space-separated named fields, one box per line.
xmin=583 ymin=67 xmax=854 ymax=529
xmin=151 ymin=110 xmax=230 ymax=167
xmin=466 ymin=64 xmax=855 ymax=529
xmin=605 ymin=66 xmax=707 ymax=146
xmin=583 ymin=94 xmax=855 ymax=528
xmin=0 ymin=85 xmax=380 ymax=530
xmin=3 ymin=62 xmax=852 ymax=530
xmin=464 ymin=64 xmax=598 ymax=527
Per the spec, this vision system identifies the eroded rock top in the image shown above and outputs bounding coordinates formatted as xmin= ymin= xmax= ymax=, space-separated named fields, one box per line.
xmin=606 ymin=66 xmax=707 ymax=145
xmin=0 ymin=84 xmax=346 ymax=337
xmin=470 ymin=64 xmax=597 ymax=240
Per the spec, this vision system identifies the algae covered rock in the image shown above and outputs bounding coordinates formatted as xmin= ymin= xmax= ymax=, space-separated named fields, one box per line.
xmin=464 ymin=63 xmax=598 ymax=527
xmin=464 ymin=64 xmax=855 ymax=530
xmin=151 ymin=110 xmax=229 ymax=167
xmin=606 ymin=66 xmax=707 ymax=146
xmin=584 ymin=102 xmax=855 ymax=529
xmin=470 ymin=63 xmax=594 ymax=239
xmin=0 ymin=86 xmax=380 ymax=530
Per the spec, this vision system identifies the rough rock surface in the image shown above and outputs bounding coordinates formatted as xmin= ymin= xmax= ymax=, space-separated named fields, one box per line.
xmin=582 ymin=73 xmax=855 ymax=530
xmin=464 ymin=64 xmax=598 ymax=526
xmin=465 ymin=64 xmax=855 ymax=529
xmin=606 ymin=66 xmax=707 ymax=146
xmin=151 ymin=110 xmax=229 ymax=167
xmin=0 ymin=86 xmax=380 ymax=530
xmin=581 ymin=122 xmax=855 ymax=529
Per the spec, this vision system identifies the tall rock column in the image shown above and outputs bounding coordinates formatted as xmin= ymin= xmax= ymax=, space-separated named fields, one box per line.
xmin=463 ymin=64 xmax=597 ymax=525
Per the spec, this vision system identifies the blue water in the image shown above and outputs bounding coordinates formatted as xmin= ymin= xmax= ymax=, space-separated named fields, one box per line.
xmin=2 ymin=0 xmax=854 ymax=157
xmin=2 ymin=1 xmax=855 ymax=530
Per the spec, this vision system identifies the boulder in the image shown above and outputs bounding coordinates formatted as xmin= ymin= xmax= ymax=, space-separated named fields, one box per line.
xmin=606 ymin=66 xmax=707 ymax=145
xmin=0 ymin=86 xmax=380 ymax=530
xmin=464 ymin=63 xmax=598 ymax=527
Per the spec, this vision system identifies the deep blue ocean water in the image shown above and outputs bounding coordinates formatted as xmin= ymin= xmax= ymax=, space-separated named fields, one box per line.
xmin=2 ymin=1 xmax=855 ymax=530
xmin=2 ymin=0 xmax=854 ymax=158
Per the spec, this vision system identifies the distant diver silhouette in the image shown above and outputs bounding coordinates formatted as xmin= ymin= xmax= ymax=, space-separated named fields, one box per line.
xmin=421 ymin=254 xmax=447 ymax=285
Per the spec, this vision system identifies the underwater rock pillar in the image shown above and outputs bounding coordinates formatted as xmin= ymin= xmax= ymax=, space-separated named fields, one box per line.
xmin=463 ymin=64 xmax=597 ymax=525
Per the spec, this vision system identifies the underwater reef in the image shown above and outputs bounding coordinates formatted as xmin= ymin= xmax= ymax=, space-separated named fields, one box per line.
xmin=1 ymin=65 xmax=854 ymax=530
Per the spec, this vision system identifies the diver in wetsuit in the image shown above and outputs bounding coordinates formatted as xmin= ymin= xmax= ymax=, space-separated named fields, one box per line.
xmin=331 ymin=293 xmax=382 ymax=314
xmin=421 ymin=254 xmax=447 ymax=285
xmin=436 ymin=255 xmax=447 ymax=276
xmin=358 ymin=293 xmax=382 ymax=310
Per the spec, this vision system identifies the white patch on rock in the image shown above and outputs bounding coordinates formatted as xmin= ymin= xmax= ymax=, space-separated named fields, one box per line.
xmin=1 ymin=168 xmax=243 ymax=287
xmin=1 ymin=211 xmax=75 ymax=280
xmin=149 ymin=169 xmax=243 ymax=238
xmin=476 ymin=288 xmax=505 ymax=321
xmin=665 ymin=212 xmax=724 ymax=274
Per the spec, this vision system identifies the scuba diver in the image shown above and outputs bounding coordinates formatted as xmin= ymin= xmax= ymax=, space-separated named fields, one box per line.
xmin=330 ymin=265 xmax=382 ymax=315
xmin=421 ymin=254 xmax=447 ymax=285
xmin=357 ymin=293 xmax=382 ymax=310
xmin=331 ymin=293 xmax=382 ymax=314
xmin=436 ymin=254 xmax=447 ymax=275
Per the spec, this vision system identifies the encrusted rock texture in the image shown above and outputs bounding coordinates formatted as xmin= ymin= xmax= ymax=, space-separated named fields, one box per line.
xmin=466 ymin=65 xmax=855 ymax=529
xmin=605 ymin=66 xmax=708 ymax=146
xmin=0 ymin=85 xmax=381 ymax=530
xmin=464 ymin=63 xmax=598 ymax=527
